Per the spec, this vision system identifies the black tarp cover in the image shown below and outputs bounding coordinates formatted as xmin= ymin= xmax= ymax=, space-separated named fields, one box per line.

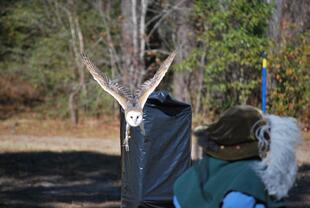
xmin=120 ymin=91 xmax=192 ymax=208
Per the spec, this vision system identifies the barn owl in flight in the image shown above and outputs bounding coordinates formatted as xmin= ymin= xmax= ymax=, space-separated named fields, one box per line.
xmin=81 ymin=51 xmax=176 ymax=151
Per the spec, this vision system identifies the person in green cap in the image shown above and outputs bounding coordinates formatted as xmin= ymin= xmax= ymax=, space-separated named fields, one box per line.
xmin=173 ymin=105 xmax=301 ymax=208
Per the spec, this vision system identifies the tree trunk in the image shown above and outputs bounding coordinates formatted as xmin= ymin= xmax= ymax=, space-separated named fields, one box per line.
xmin=267 ymin=0 xmax=283 ymax=49
xmin=66 ymin=0 xmax=86 ymax=125
xmin=194 ymin=52 xmax=206 ymax=114
xmin=268 ymin=0 xmax=310 ymax=47
xmin=121 ymin=0 xmax=148 ymax=90
xmin=267 ymin=0 xmax=310 ymax=106
xmin=69 ymin=87 xmax=79 ymax=126
xmin=172 ymin=0 xmax=195 ymax=104
xmin=280 ymin=0 xmax=310 ymax=40
xmin=171 ymin=0 xmax=201 ymax=160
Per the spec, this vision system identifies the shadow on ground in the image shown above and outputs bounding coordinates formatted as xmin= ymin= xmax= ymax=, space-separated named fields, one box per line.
xmin=287 ymin=164 xmax=310 ymax=207
xmin=0 ymin=151 xmax=121 ymax=208
xmin=0 ymin=151 xmax=309 ymax=208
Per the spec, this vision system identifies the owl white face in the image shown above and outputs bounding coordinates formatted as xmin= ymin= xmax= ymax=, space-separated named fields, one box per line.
xmin=126 ymin=111 xmax=143 ymax=127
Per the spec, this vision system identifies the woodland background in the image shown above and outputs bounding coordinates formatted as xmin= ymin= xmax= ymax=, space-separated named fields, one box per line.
xmin=0 ymin=0 xmax=309 ymax=125
xmin=0 ymin=1 xmax=310 ymax=207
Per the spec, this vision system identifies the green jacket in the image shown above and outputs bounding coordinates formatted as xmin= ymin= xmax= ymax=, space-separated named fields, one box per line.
xmin=173 ymin=156 xmax=284 ymax=208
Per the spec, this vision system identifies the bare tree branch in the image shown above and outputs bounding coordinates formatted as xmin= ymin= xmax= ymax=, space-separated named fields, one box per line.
xmin=146 ymin=0 xmax=186 ymax=40
xmin=96 ymin=1 xmax=122 ymax=76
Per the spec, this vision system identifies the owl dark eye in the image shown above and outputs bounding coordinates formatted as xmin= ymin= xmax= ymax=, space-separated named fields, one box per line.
xmin=130 ymin=116 xmax=133 ymax=119
xmin=136 ymin=116 xmax=139 ymax=119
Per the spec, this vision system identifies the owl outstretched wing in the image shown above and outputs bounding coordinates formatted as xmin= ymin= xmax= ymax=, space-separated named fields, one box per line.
xmin=135 ymin=51 xmax=176 ymax=108
xmin=81 ymin=54 xmax=131 ymax=110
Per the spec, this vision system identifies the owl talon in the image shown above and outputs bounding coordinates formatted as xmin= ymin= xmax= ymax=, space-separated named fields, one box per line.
xmin=123 ymin=123 xmax=131 ymax=151
xmin=125 ymin=144 xmax=129 ymax=151
xmin=140 ymin=121 xmax=145 ymax=135
xmin=123 ymin=140 xmax=130 ymax=151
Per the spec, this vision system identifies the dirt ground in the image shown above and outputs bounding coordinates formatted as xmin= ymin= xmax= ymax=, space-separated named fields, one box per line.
xmin=0 ymin=118 xmax=309 ymax=207
xmin=0 ymin=117 xmax=121 ymax=208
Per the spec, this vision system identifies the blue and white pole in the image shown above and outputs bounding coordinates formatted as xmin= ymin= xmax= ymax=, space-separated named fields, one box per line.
xmin=261 ymin=54 xmax=267 ymax=113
